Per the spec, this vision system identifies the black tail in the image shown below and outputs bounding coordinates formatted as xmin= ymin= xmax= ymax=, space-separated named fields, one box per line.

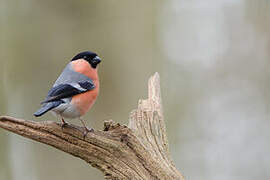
xmin=34 ymin=101 xmax=62 ymax=117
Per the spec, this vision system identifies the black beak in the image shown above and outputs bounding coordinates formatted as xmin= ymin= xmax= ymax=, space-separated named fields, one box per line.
xmin=93 ymin=56 xmax=101 ymax=65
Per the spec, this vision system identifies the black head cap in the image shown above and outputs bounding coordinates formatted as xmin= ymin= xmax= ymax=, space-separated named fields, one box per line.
xmin=71 ymin=51 xmax=101 ymax=69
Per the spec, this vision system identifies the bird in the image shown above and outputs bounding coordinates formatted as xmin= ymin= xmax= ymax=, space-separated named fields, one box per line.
xmin=34 ymin=51 xmax=101 ymax=136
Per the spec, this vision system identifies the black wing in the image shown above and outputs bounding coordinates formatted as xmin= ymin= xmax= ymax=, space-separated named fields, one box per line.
xmin=41 ymin=81 xmax=95 ymax=104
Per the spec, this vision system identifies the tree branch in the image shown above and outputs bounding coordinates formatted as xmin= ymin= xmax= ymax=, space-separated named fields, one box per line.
xmin=0 ymin=73 xmax=184 ymax=180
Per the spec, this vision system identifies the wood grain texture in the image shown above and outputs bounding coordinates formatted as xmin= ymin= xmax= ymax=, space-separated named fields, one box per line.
xmin=0 ymin=73 xmax=184 ymax=180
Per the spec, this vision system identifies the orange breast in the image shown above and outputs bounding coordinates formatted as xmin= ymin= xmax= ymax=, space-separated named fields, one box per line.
xmin=70 ymin=59 xmax=99 ymax=115
xmin=71 ymin=59 xmax=98 ymax=80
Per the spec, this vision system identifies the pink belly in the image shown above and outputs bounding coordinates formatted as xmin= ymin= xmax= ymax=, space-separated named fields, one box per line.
xmin=71 ymin=88 xmax=99 ymax=116
xmin=70 ymin=59 xmax=99 ymax=116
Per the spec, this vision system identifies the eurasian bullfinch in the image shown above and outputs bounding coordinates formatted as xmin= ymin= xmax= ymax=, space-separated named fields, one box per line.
xmin=34 ymin=51 xmax=101 ymax=135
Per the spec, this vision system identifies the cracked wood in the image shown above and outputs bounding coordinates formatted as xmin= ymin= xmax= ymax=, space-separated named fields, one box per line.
xmin=0 ymin=73 xmax=185 ymax=180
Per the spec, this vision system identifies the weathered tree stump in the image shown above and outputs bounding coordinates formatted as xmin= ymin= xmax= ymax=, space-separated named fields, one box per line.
xmin=0 ymin=73 xmax=184 ymax=180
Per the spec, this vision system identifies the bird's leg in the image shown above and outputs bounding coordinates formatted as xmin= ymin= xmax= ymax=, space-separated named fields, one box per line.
xmin=79 ymin=117 xmax=94 ymax=138
xmin=60 ymin=116 xmax=68 ymax=129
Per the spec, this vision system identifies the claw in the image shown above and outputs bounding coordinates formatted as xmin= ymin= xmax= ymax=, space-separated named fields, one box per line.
xmin=79 ymin=117 xmax=93 ymax=139
xmin=83 ymin=127 xmax=94 ymax=139
xmin=60 ymin=117 xmax=68 ymax=130
xmin=61 ymin=122 xmax=68 ymax=130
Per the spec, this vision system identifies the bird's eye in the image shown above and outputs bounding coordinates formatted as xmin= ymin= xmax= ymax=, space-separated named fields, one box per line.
xmin=83 ymin=56 xmax=87 ymax=59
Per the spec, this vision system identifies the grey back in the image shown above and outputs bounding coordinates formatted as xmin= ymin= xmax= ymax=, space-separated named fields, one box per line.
xmin=53 ymin=63 xmax=93 ymax=87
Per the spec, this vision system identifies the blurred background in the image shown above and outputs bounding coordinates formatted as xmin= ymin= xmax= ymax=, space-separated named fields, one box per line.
xmin=1 ymin=0 xmax=270 ymax=179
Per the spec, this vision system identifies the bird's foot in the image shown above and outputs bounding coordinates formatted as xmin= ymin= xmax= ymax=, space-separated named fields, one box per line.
xmin=61 ymin=122 xmax=69 ymax=130
xmin=83 ymin=127 xmax=94 ymax=139
xmin=60 ymin=117 xmax=69 ymax=130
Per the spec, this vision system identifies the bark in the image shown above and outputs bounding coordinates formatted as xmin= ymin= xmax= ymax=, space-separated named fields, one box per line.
xmin=0 ymin=73 xmax=184 ymax=180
